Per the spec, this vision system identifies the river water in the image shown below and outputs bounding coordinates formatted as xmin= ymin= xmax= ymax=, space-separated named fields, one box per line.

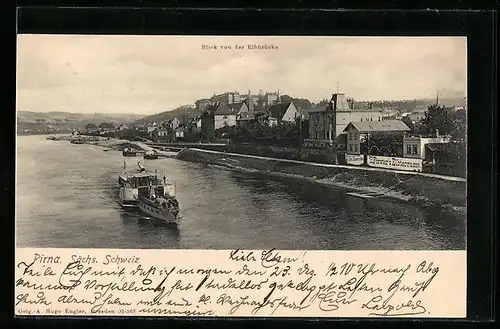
xmin=16 ymin=135 xmax=466 ymax=250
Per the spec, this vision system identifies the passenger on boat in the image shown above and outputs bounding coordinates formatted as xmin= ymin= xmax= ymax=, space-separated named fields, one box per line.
xmin=149 ymin=187 xmax=156 ymax=199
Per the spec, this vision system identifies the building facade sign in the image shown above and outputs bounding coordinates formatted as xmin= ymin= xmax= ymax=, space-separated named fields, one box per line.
xmin=368 ymin=155 xmax=422 ymax=172
xmin=346 ymin=154 xmax=364 ymax=165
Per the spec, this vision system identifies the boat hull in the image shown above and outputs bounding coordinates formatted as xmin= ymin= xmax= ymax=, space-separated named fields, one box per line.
xmin=118 ymin=199 xmax=139 ymax=207
xmin=139 ymin=199 xmax=179 ymax=224
xmin=123 ymin=151 xmax=141 ymax=156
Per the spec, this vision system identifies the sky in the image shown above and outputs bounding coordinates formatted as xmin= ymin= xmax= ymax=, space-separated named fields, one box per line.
xmin=16 ymin=35 xmax=467 ymax=115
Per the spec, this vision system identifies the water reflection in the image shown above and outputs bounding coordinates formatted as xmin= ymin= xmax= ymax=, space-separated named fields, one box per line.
xmin=228 ymin=170 xmax=466 ymax=250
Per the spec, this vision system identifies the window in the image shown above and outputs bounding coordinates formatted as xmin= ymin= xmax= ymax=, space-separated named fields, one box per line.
xmin=349 ymin=144 xmax=353 ymax=152
xmin=370 ymin=117 xmax=373 ymax=121
xmin=406 ymin=145 xmax=411 ymax=154
xmin=412 ymin=145 xmax=418 ymax=154
xmin=349 ymin=133 xmax=352 ymax=140
xmin=354 ymin=144 xmax=358 ymax=153
xmin=324 ymin=131 xmax=329 ymax=139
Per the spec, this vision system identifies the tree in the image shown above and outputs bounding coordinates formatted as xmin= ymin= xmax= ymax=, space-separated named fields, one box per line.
xmin=450 ymin=109 xmax=466 ymax=142
xmin=85 ymin=123 xmax=97 ymax=130
xmin=317 ymin=98 xmax=329 ymax=106
xmin=418 ymin=104 xmax=453 ymax=136
xmin=280 ymin=94 xmax=293 ymax=103
xmin=98 ymin=122 xmax=115 ymax=129
xmin=279 ymin=94 xmax=312 ymax=109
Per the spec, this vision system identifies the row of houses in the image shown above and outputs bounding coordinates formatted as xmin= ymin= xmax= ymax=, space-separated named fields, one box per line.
xmin=141 ymin=98 xmax=300 ymax=142
xmin=141 ymin=91 xmax=398 ymax=139
xmin=139 ymin=92 xmax=458 ymax=169
xmin=85 ymin=123 xmax=131 ymax=135
xmin=303 ymin=93 xmax=457 ymax=172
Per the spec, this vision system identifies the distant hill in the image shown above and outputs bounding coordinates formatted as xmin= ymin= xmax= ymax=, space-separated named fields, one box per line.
xmin=354 ymin=97 xmax=466 ymax=112
xmin=16 ymin=111 xmax=143 ymax=135
xmin=133 ymin=106 xmax=201 ymax=126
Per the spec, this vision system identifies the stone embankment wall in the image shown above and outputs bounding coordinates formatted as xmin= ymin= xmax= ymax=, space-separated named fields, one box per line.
xmin=177 ymin=148 xmax=466 ymax=213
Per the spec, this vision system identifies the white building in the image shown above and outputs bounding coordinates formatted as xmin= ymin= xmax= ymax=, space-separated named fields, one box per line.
xmin=403 ymin=132 xmax=450 ymax=160
xmin=213 ymin=102 xmax=238 ymax=130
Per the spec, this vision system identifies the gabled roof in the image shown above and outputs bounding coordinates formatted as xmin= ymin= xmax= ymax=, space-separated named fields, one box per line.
xmin=214 ymin=102 xmax=237 ymax=116
xmin=343 ymin=120 xmax=411 ymax=133
xmin=164 ymin=117 xmax=179 ymax=124
xmin=187 ymin=116 xmax=201 ymax=123
xmin=203 ymin=103 xmax=219 ymax=116
xmin=227 ymin=102 xmax=247 ymax=112
xmin=268 ymin=102 xmax=293 ymax=119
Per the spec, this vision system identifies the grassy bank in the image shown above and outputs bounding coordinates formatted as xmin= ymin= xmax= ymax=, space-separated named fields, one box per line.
xmin=177 ymin=148 xmax=466 ymax=214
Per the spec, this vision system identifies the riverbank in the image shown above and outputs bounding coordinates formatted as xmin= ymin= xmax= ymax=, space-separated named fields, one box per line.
xmin=47 ymin=135 xmax=178 ymax=158
xmin=177 ymin=148 xmax=466 ymax=215
xmin=47 ymin=134 xmax=140 ymax=151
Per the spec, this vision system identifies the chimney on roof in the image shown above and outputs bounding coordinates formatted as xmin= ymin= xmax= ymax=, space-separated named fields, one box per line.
xmin=436 ymin=128 xmax=440 ymax=138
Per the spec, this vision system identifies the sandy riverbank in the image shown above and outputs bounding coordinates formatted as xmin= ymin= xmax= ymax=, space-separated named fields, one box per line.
xmin=177 ymin=148 xmax=466 ymax=215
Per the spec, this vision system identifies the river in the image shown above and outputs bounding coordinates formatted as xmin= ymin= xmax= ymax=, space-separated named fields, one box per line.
xmin=16 ymin=135 xmax=466 ymax=250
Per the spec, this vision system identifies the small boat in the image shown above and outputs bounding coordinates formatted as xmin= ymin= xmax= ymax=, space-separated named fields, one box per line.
xmin=144 ymin=150 xmax=159 ymax=159
xmin=123 ymin=147 xmax=142 ymax=156
xmin=346 ymin=191 xmax=385 ymax=199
